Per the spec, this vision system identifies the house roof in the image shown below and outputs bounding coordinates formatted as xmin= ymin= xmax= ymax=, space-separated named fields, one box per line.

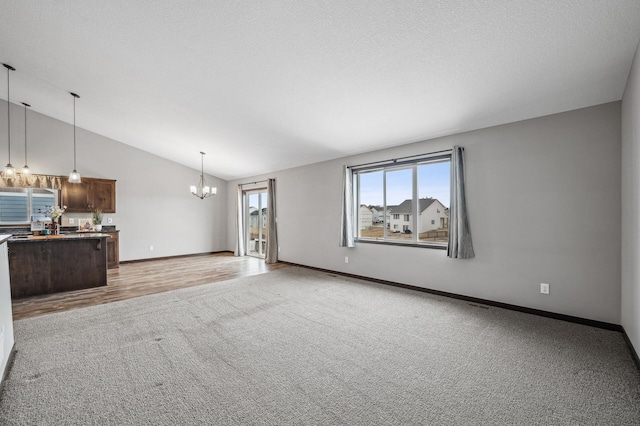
xmin=250 ymin=208 xmax=267 ymax=216
xmin=390 ymin=198 xmax=438 ymax=215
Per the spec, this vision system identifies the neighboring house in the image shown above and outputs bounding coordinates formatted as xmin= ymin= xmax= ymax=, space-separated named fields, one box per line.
xmin=369 ymin=206 xmax=384 ymax=223
xmin=444 ymin=207 xmax=449 ymax=229
xmin=385 ymin=205 xmax=397 ymax=228
xmin=249 ymin=207 xmax=267 ymax=228
xmin=359 ymin=205 xmax=373 ymax=229
xmin=388 ymin=198 xmax=448 ymax=233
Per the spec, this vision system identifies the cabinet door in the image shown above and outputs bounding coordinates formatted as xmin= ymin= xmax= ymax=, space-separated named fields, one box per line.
xmin=106 ymin=232 xmax=119 ymax=269
xmin=92 ymin=179 xmax=116 ymax=213
xmin=61 ymin=178 xmax=91 ymax=212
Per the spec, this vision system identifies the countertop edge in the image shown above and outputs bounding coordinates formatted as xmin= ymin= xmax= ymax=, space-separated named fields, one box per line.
xmin=8 ymin=234 xmax=111 ymax=243
xmin=0 ymin=234 xmax=12 ymax=244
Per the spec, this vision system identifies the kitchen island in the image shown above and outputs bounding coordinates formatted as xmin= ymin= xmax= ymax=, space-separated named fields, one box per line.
xmin=8 ymin=233 xmax=110 ymax=298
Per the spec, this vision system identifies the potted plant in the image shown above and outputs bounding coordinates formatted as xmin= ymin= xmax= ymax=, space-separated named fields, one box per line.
xmin=45 ymin=205 xmax=66 ymax=235
xmin=92 ymin=208 xmax=103 ymax=231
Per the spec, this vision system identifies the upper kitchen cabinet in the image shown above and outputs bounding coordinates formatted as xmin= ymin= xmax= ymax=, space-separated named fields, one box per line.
xmin=61 ymin=177 xmax=116 ymax=213
xmin=91 ymin=179 xmax=117 ymax=212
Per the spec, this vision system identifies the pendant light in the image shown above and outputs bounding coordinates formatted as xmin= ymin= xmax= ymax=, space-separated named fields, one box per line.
xmin=21 ymin=102 xmax=30 ymax=175
xmin=68 ymin=92 xmax=81 ymax=183
xmin=190 ymin=151 xmax=216 ymax=199
xmin=3 ymin=63 xmax=16 ymax=180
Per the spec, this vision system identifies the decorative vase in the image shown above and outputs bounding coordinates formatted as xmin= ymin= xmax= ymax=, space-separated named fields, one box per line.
xmin=94 ymin=224 xmax=102 ymax=232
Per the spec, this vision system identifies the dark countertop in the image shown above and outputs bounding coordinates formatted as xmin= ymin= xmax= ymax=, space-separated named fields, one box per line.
xmin=1 ymin=225 xmax=118 ymax=237
xmin=8 ymin=233 xmax=111 ymax=243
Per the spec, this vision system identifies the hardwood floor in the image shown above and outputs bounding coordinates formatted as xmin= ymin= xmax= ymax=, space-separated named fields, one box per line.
xmin=11 ymin=252 xmax=290 ymax=320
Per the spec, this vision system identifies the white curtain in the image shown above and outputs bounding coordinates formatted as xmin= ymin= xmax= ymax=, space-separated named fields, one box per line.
xmin=234 ymin=185 xmax=245 ymax=257
xmin=448 ymin=146 xmax=475 ymax=259
xmin=265 ymin=178 xmax=278 ymax=264
xmin=339 ymin=165 xmax=355 ymax=248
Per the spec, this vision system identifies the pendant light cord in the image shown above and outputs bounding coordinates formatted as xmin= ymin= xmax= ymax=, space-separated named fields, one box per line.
xmin=73 ymin=94 xmax=77 ymax=170
xmin=69 ymin=92 xmax=80 ymax=171
xmin=23 ymin=103 xmax=28 ymax=165
xmin=6 ymin=65 xmax=11 ymax=164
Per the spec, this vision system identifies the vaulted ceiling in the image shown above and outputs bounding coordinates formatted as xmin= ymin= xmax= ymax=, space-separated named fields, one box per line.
xmin=1 ymin=1 xmax=639 ymax=180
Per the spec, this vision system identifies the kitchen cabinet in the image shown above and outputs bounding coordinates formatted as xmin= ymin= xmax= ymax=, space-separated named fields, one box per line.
xmin=8 ymin=234 xmax=108 ymax=298
xmin=106 ymin=231 xmax=119 ymax=269
xmin=61 ymin=177 xmax=116 ymax=213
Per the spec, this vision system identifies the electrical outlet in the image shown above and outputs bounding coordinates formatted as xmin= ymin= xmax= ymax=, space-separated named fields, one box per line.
xmin=345 ymin=256 xmax=349 ymax=263
xmin=149 ymin=245 xmax=154 ymax=251
xmin=278 ymin=247 xmax=281 ymax=252
xmin=69 ymin=218 xmax=75 ymax=225
xmin=107 ymin=218 xmax=113 ymax=224
xmin=540 ymin=283 xmax=550 ymax=294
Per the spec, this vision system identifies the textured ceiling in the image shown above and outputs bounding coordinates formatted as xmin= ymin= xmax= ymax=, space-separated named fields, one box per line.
xmin=1 ymin=1 xmax=639 ymax=180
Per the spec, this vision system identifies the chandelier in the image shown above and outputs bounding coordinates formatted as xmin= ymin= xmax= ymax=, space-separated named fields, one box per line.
xmin=190 ymin=151 xmax=216 ymax=199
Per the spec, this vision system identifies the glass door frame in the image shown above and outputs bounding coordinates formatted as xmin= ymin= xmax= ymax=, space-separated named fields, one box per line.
xmin=244 ymin=188 xmax=268 ymax=258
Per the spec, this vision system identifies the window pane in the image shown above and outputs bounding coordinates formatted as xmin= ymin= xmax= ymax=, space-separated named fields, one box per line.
xmin=386 ymin=168 xmax=413 ymax=241
xmin=417 ymin=160 xmax=450 ymax=243
xmin=259 ymin=192 xmax=268 ymax=255
xmin=32 ymin=190 xmax=56 ymax=222
xmin=353 ymin=153 xmax=451 ymax=248
xmin=0 ymin=191 xmax=28 ymax=223
xmin=247 ymin=193 xmax=260 ymax=255
xmin=358 ymin=171 xmax=383 ymax=238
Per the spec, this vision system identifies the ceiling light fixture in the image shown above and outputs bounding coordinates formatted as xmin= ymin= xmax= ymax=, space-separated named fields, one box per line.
xmin=3 ymin=63 xmax=16 ymax=180
xmin=68 ymin=92 xmax=81 ymax=183
xmin=21 ymin=102 xmax=30 ymax=175
xmin=190 ymin=151 xmax=216 ymax=199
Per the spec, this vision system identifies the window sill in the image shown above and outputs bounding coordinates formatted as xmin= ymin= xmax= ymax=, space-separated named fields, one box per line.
xmin=355 ymin=238 xmax=447 ymax=250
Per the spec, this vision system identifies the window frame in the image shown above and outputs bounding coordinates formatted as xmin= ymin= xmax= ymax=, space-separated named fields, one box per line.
xmin=352 ymin=150 xmax=451 ymax=250
xmin=0 ymin=188 xmax=58 ymax=225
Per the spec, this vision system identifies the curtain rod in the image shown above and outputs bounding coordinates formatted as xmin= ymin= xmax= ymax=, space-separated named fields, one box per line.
xmin=239 ymin=179 xmax=269 ymax=186
xmin=350 ymin=148 xmax=452 ymax=170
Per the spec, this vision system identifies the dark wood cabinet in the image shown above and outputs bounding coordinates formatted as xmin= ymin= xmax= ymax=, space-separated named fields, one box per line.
xmin=61 ymin=177 xmax=116 ymax=213
xmin=61 ymin=179 xmax=91 ymax=211
xmin=8 ymin=236 xmax=108 ymax=298
xmin=106 ymin=231 xmax=119 ymax=269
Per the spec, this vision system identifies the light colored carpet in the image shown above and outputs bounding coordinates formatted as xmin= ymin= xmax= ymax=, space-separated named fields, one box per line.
xmin=0 ymin=266 xmax=638 ymax=425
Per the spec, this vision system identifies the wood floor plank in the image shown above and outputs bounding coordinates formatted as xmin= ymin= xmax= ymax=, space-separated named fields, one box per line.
xmin=11 ymin=252 xmax=290 ymax=320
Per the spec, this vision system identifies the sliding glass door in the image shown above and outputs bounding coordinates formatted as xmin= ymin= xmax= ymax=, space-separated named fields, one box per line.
xmin=244 ymin=189 xmax=268 ymax=258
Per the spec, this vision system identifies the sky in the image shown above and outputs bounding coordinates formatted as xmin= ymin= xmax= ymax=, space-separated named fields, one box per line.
xmin=247 ymin=191 xmax=268 ymax=211
xmin=359 ymin=160 xmax=450 ymax=208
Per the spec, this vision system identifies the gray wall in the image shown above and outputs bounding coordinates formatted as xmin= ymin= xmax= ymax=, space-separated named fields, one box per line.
xmin=228 ymin=102 xmax=622 ymax=324
xmin=0 ymin=104 xmax=228 ymax=261
xmin=622 ymin=43 xmax=640 ymax=353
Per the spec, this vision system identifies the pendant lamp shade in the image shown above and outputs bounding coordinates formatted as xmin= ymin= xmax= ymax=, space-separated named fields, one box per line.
xmin=68 ymin=92 xmax=81 ymax=183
